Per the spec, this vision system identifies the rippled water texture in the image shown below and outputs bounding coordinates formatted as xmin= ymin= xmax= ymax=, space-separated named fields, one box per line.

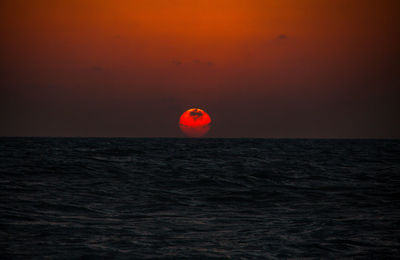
xmin=1 ymin=138 xmax=399 ymax=258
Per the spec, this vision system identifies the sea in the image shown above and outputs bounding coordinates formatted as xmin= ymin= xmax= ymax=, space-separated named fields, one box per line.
xmin=0 ymin=138 xmax=399 ymax=259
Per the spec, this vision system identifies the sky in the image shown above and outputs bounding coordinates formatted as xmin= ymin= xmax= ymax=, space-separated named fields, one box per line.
xmin=0 ymin=0 xmax=399 ymax=138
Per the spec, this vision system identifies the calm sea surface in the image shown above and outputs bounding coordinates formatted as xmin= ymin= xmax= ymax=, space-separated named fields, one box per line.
xmin=0 ymin=138 xmax=399 ymax=259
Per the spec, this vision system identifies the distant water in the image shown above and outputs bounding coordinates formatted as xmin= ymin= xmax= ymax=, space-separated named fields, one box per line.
xmin=1 ymin=138 xmax=399 ymax=259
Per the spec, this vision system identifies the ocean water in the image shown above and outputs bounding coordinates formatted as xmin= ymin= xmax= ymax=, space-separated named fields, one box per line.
xmin=0 ymin=138 xmax=399 ymax=259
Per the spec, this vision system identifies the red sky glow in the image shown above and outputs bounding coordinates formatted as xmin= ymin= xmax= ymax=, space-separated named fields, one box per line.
xmin=1 ymin=0 xmax=399 ymax=137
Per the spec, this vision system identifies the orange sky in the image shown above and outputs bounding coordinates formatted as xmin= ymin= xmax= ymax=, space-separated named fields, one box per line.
xmin=1 ymin=0 xmax=399 ymax=137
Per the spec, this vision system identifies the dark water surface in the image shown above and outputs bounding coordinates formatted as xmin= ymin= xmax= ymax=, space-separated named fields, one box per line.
xmin=1 ymin=138 xmax=399 ymax=259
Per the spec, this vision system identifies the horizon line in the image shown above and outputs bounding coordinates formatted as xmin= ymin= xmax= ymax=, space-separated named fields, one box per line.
xmin=0 ymin=136 xmax=399 ymax=140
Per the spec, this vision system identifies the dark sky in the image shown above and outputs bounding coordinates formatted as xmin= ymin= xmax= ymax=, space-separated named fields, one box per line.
xmin=1 ymin=0 xmax=399 ymax=138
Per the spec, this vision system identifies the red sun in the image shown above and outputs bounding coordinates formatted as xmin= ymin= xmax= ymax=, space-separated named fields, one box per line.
xmin=179 ymin=108 xmax=212 ymax=137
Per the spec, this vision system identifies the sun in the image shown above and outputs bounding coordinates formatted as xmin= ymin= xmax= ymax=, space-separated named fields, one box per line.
xmin=179 ymin=108 xmax=211 ymax=137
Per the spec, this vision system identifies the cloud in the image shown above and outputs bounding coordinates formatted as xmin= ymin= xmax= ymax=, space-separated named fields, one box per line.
xmin=192 ymin=60 xmax=214 ymax=66
xmin=190 ymin=110 xmax=203 ymax=117
xmin=276 ymin=34 xmax=288 ymax=40
xmin=171 ymin=60 xmax=182 ymax=66
xmin=266 ymin=34 xmax=290 ymax=45
xmin=170 ymin=59 xmax=214 ymax=67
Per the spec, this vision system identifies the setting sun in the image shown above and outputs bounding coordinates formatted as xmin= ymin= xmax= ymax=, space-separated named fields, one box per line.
xmin=179 ymin=108 xmax=211 ymax=137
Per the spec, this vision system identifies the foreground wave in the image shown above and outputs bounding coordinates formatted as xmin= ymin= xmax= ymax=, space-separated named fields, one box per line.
xmin=0 ymin=138 xmax=399 ymax=258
